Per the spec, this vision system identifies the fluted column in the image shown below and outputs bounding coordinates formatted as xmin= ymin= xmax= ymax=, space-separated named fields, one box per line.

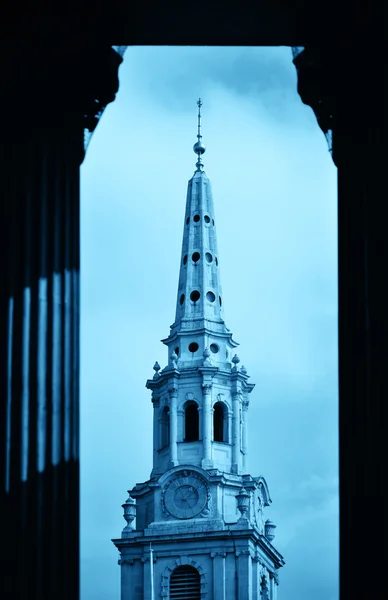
xmin=0 ymin=119 xmax=82 ymax=600
xmin=0 ymin=41 xmax=124 ymax=600
xmin=232 ymin=391 xmax=242 ymax=473
xmin=201 ymin=383 xmax=212 ymax=468
xmin=168 ymin=386 xmax=178 ymax=467
xmin=241 ymin=399 xmax=249 ymax=472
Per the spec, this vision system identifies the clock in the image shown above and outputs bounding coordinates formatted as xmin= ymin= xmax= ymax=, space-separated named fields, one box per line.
xmin=163 ymin=470 xmax=208 ymax=519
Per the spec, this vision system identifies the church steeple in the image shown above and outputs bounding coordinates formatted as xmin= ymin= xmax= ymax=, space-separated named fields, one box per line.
xmin=163 ymin=99 xmax=238 ymax=367
xmin=113 ymin=101 xmax=285 ymax=597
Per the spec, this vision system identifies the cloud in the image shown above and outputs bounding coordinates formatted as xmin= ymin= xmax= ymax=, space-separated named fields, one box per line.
xmin=120 ymin=46 xmax=309 ymax=123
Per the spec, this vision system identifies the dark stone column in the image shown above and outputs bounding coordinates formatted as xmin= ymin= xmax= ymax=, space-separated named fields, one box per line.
xmin=335 ymin=44 xmax=386 ymax=600
xmin=0 ymin=41 xmax=123 ymax=600
xmin=293 ymin=40 xmax=386 ymax=599
xmin=0 ymin=123 xmax=82 ymax=600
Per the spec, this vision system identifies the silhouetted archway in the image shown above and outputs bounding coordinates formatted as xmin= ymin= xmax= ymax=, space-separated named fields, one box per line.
xmin=213 ymin=402 xmax=228 ymax=442
xmin=184 ymin=401 xmax=199 ymax=442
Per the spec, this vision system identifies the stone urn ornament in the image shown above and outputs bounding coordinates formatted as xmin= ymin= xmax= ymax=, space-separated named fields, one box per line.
xmin=122 ymin=494 xmax=136 ymax=536
xmin=265 ymin=518 xmax=276 ymax=542
xmin=236 ymin=487 xmax=250 ymax=522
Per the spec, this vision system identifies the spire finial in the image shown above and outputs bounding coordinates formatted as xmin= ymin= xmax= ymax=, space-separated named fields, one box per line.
xmin=193 ymin=97 xmax=206 ymax=171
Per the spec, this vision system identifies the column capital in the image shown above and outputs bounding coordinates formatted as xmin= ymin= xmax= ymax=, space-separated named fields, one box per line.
xmin=242 ymin=399 xmax=250 ymax=410
xmin=168 ymin=386 xmax=178 ymax=398
xmin=211 ymin=551 xmax=227 ymax=559
xmin=119 ymin=557 xmax=135 ymax=566
xmin=202 ymin=383 xmax=213 ymax=394
xmin=152 ymin=395 xmax=160 ymax=405
xmin=270 ymin=570 xmax=280 ymax=585
xmin=233 ymin=390 xmax=243 ymax=401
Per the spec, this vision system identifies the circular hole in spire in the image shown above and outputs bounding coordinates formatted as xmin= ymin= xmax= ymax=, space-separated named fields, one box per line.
xmin=210 ymin=343 xmax=219 ymax=354
xmin=206 ymin=291 xmax=216 ymax=302
xmin=186 ymin=217 xmax=190 ymax=224
xmin=204 ymin=215 xmax=210 ymax=223
xmin=219 ymin=296 xmax=222 ymax=306
xmin=205 ymin=252 xmax=213 ymax=263
xmin=193 ymin=214 xmax=200 ymax=223
xmin=190 ymin=290 xmax=201 ymax=302
xmin=189 ymin=342 xmax=199 ymax=353
xmin=183 ymin=255 xmax=188 ymax=265
xmin=180 ymin=294 xmax=185 ymax=305
xmin=192 ymin=252 xmax=200 ymax=263
xmin=215 ymin=257 xmax=218 ymax=266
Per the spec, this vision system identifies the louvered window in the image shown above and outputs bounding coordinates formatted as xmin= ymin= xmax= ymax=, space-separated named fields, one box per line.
xmin=170 ymin=565 xmax=200 ymax=599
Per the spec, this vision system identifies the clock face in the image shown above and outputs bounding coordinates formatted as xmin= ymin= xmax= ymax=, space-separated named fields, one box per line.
xmin=163 ymin=470 xmax=208 ymax=519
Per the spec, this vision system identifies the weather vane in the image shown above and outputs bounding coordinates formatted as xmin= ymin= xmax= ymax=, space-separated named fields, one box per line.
xmin=193 ymin=97 xmax=206 ymax=171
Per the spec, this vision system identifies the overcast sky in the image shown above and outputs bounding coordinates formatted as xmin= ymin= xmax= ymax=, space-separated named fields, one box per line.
xmin=80 ymin=46 xmax=338 ymax=600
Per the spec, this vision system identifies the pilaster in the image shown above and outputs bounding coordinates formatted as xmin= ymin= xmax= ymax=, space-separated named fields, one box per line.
xmin=269 ymin=571 xmax=279 ymax=600
xmin=202 ymin=382 xmax=213 ymax=468
xmin=168 ymin=385 xmax=179 ymax=468
xmin=236 ymin=550 xmax=252 ymax=600
xmin=232 ymin=390 xmax=243 ymax=473
xmin=241 ymin=399 xmax=249 ymax=473
xmin=151 ymin=395 xmax=160 ymax=474
xmin=211 ymin=552 xmax=226 ymax=600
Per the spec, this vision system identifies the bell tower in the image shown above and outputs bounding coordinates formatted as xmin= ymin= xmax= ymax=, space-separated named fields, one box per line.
xmin=112 ymin=100 xmax=285 ymax=600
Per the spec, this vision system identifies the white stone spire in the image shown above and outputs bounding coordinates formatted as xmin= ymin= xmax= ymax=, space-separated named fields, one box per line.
xmin=113 ymin=103 xmax=285 ymax=599
xmin=162 ymin=99 xmax=238 ymax=367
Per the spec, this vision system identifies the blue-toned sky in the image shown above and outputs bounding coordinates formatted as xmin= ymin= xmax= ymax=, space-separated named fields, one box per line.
xmin=80 ymin=46 xmax=338 ymax=600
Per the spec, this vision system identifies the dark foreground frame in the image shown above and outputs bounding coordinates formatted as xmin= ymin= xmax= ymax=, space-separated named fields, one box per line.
xmin=0 ymin=4 xmax=385 ymax=599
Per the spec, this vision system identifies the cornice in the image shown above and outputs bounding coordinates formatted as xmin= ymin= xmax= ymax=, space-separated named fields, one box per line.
xmin=198 ymin=366 xmax=219 ymax=377
xmin=114 ymin=529 xmax=283 ymax=570
xmin=161 ymin=327 xmax=239 ymax=345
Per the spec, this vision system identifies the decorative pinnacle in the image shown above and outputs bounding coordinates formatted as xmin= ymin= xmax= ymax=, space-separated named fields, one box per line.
xmin=193 ymin=98 xmax=206 ymax=171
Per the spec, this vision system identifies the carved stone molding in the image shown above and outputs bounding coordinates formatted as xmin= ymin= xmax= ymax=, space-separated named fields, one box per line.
xmin=271 ymin=570 xmax=279 ymax=585
xmin=168 ymin=386 xmax=178 ymax=398
xmin=242 ymin=399 xmax=250 ymax=410
xmin=119 ymin=557 xmax=135 ymax=566
xmin=235 ymin=549 xmax=251 ymax=558
xmin=202 ymin=383 xmax=212 ymax=394
xmin=152 ymin=395 xmax=160 ymax=406
xmin=211 ymin=551 xmax=227 ymax=559
xmin=233 ymin=390 xmax=243 ymax=402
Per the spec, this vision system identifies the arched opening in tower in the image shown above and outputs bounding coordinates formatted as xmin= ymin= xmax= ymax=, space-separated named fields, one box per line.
xmin=213 ymin=402 xmax=227 ymax=442
xmin=160 ymin=406 xmax=170 ymax=449
xmin=170 ymin=565 xmax=200 ymax=599
xmin=184 ymin=401 xmax=199 ymax=442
